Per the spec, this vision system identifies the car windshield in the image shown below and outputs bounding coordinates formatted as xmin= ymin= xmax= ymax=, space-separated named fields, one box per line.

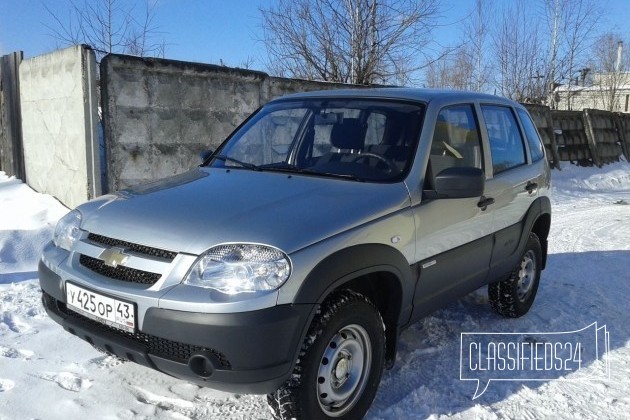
xmin=208 ymin=98 xmax=425 ymax=182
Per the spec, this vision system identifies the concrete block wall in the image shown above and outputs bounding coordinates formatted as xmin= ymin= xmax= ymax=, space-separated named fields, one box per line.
xmin=584 ymin=109 xmax=624 ymax=165
xmin=263 ymin=76 xmax=353 ymax=101
xmin=551 ymin=110 xmax=593 ymax=163
xmin=617 ymin=113 xmax=630 ymax=160
xmin=0 ymin=51 xmax=25 ymax=180
xmin=19 ymin=45 xmax=100 ymax=208
xmin=524 ymin=103 xmax=628 ymax=167
xmin=101 ymin=53 xmax=630 ymax=191
xmin=101 ymin=54 xmax=363 ymax=192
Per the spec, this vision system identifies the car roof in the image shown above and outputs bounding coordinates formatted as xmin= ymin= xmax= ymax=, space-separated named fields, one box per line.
xmin=270 ymin=87 xmax=519 ymax=107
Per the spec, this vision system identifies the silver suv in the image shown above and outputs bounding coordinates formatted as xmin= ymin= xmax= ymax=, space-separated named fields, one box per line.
xmin=39 ymin=88 xmax=551 ymax=419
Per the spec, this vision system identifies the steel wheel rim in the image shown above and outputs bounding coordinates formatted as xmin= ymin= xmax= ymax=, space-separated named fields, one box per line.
xmin=316 ymin=324 xmax=372 ymax=417
xmin=516 ymin=250 xmax=536 ymax=302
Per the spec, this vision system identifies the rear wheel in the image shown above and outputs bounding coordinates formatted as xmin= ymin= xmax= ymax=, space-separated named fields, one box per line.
xmin=489 ymin=233 xmax=542 ymax=318
xmin=267 ymin=290 xmax=385 ymax=419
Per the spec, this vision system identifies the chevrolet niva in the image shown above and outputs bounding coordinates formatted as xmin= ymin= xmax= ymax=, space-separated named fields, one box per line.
xmin=40 ymin=88 xmax=550 ymax=419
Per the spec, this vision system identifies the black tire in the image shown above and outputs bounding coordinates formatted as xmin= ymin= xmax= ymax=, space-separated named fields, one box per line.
xmin=267 ymin=290 xmax=385 ymax=420
xmin=489 ymin=233 xmax=542 ymax=318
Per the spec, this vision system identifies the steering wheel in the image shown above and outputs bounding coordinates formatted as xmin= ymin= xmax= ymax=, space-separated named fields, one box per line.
xmin=348 ymin=153 xmax=397 ymax=174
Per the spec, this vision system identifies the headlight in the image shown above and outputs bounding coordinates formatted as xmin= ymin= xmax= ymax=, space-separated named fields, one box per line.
xmin=53 ymin=210 xmax=83 ymax=251
xmin=184 ymin=244 xmax=291 ymax=294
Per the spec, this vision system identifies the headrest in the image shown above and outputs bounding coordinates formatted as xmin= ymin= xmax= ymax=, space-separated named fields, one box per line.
xmin=330 ymin=119 xmax=365 ymax=150
xmin=434 ymin=121 xmax=450 ymax=142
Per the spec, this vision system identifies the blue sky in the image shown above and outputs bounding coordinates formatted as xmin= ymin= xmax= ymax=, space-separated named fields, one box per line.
xmin=1 ymin=0 xmax=629 ymax=72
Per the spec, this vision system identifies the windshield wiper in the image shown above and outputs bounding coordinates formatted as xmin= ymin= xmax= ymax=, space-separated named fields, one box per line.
xmin=213 ymin=155 xmax=261 ymax=171
xmin=258 ymin=162 xmax=300 ymax=172
xmin=260 ymin=163 xmax=364 ymax=181
xmin=302 ymin=170 xmax=365 ymax=182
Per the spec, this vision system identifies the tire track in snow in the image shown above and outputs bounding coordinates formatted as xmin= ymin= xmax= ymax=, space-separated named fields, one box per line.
xmin=0 ymin=346 xmax=34 ymax=360
xmin=37 ymin=372 xmax=93 ymax=392
xmin=130 ymin=386 xmax=269 ymax=419
xmin=0 ymin=378 xmax=15 ymax=392
xmin=1 ymin=313 xmax=34 ymax=334
xmin=550 ymin=204 xmax=630 ymax=253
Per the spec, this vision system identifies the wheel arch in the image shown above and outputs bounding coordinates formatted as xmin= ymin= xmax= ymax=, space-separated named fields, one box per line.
xmin=293 ymin=244 xmax=415 ymax=367
xmin=511 ymin=196 xmax=551 ymax=272
xmin=489 ymin=195 xmax=551 ymax=283
xmin=530 ymin=205 xmax=551 ymax=269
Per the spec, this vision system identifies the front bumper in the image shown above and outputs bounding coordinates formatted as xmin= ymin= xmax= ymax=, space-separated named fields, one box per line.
xmin=39 ymin=261 xmax=315 ymax=394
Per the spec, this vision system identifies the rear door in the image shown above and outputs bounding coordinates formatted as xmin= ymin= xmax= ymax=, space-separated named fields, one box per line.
xmin=479 ymin=105 xmax=541 ymax=280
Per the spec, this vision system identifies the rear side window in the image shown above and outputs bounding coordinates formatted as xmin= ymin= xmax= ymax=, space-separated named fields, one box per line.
xmin=481 ymin=105 xmax=526 ymax=174
xmin=516 ymin=108 xmax=545 ymax=162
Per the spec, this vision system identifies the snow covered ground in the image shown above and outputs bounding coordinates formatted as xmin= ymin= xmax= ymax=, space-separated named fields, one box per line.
xmin=1 ymin=162 xmax=629 ymax=420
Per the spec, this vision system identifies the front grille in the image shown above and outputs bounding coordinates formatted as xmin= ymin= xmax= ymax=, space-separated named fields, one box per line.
xmin=80 ymin=254 xmax=161 ymax=285
xmin=43 ymin=293 xmax=231 ymax=369
xmin=87 ymin=233 xmax=177 ymax=261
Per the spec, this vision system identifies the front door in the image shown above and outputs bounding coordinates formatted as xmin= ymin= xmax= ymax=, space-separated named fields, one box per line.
xmin=411 ymin=104 xmax=493 ymax=318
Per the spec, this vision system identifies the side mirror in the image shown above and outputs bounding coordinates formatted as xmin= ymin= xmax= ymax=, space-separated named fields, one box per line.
xmin=199 ymin=149 xmax=214 ymax=164
xmin=434 ymin=167 xmax=484 ymax=199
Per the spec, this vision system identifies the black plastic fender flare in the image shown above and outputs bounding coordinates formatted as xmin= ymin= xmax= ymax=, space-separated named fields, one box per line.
xmin=489 ymin=196 xmax=551 ymax=281
xmin=520 ymin=195 xmax=551 ymax=267
xmin=293 ymin=243 xmax=415 ymax=326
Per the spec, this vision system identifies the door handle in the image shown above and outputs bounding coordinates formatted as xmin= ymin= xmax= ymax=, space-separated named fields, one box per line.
xmin=525 ymin=182 xmax=538 ymax=194
xmin=477 ymin=196 xmax=495 ymax=210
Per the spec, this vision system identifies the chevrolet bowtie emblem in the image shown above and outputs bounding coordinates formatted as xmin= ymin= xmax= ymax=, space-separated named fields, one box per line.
xmin=98 ymin=247 xmax=129 ymax=268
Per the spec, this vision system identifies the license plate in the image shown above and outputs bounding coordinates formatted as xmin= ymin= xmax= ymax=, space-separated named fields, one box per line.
xmin=66 ymin=282 xmax=136 ymax=333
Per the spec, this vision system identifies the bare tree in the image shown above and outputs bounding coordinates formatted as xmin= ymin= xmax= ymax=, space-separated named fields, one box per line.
xmin=45 ymin=0 xmax=165 ymax=61
xmin=544 ymin=0 xmax=563 ymax=106
xmin=492 ymin=1 xmax=546 ymax=102
xmin=463 ymin=0 xmax=492 ymax=92
xmin=260 ymin=0 xmax=442 ymax=85
xmin=239 ymin=56 xmax=256 ymax=70
xmin=424 ymin=47 xmax=474 ymax=90
xmin=543 ymin=0 xmax=601 ymax=109
xmin=424 ymin=55 xmax=450 ymax=88
xmin=424 ymin=0 xmax=491 ymax=92
xmin=590 ymin=33 xmax=630 ymax=112
xmin=561 ymin=0 xmax=601 ymax=109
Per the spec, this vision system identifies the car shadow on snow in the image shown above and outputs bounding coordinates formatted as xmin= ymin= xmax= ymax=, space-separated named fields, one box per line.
xmin=367 ymin=250 xmax=630 ymax=418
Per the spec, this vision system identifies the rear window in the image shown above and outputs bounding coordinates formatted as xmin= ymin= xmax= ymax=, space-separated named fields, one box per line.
xmin=516 ymin=108 xmax=545 ymax=162
xmin=481 ymin=105 xmax=527 ymax=174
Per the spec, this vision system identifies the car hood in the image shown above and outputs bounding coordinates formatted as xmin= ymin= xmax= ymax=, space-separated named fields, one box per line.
xmin=79 ymin=167 xmax=411 ymax=255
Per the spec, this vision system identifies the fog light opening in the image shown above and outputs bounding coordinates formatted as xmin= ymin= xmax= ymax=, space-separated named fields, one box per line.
xmin=188 ymin=353 xmax=217 ymax=378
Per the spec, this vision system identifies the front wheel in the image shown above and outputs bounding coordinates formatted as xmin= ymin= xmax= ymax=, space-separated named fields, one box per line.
xmin=489 ymin=233 xmax=542 ymax=318
xmin=268 ymin=290 xmax=385 ymax=419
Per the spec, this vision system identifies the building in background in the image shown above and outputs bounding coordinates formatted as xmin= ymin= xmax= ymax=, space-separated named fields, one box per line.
xmin=554 ymin=41 xmax=630 ymax=112
xmin=554 ymin=72 xmax=630 ymax=112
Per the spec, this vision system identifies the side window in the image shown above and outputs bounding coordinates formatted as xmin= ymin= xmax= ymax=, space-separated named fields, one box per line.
xmin=481 ymin=105 xmax=526 ymax=174
xmin=312 ymin=123 xmax=334 ymax=157
xmin=516 ymin=108 xmax=545 ymax=162
xmin=365 ymin=112 xmax=387 ymax=146
xmin=430 ymin=105 xmax=483 ymax=178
